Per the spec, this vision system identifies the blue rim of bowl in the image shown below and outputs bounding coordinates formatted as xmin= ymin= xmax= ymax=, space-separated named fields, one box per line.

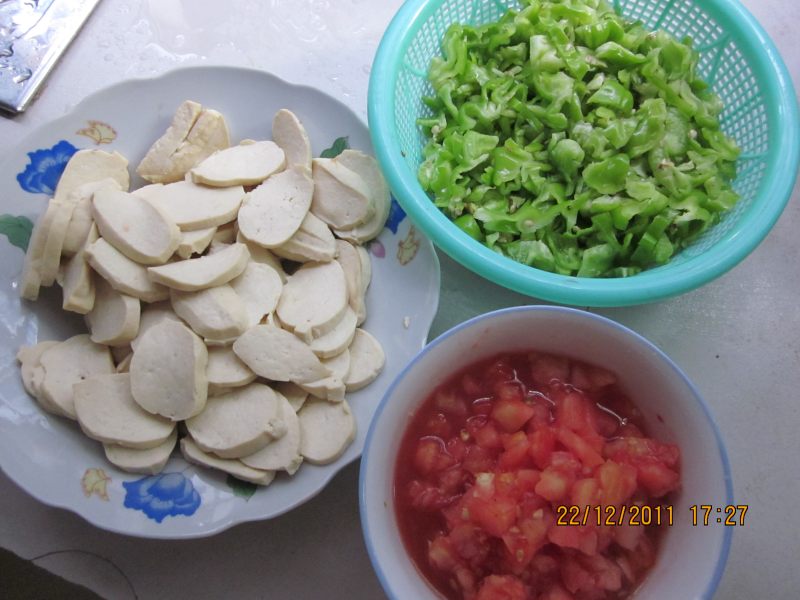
xmin=368 ymin=0 xmax=800 ymax=307
xmin=359 ymin=305 xmax=734 ymax=599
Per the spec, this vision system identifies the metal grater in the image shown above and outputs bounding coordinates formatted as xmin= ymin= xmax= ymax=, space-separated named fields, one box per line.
xmin=0 ymin=0 xmax=101 ymax=114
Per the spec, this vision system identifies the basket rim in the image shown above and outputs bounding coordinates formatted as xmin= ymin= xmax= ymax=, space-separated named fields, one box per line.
xmin=368 ymin=0 xmax=800 ymax=307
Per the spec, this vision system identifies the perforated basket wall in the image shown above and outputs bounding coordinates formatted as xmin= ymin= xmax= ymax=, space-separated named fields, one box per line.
xmin=394 ymin=0 xmax=770 ymax=268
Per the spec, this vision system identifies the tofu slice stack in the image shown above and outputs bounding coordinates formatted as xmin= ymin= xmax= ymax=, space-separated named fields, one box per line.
xmin=16 ymin=102 xmax=390 ymax=486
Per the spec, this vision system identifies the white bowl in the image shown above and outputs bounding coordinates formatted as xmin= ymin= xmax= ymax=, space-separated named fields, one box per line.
xmin=360 ymin=306 xmax=733 ymax=599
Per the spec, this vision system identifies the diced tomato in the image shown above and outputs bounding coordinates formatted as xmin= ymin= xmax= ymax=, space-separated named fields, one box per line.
xmin=415 ymin=437 xmax=457 ymax=475
xmin=554 ymin=388 xmax=603 ymax=448
xmin=529 ymin=427 xmax=557 ymax=469
xmin=605 ymin=438 xmax=680 ymax=497
xmin=560 ymin=556 xmax=595 ymax=593
xmin=581 ymin=554 xmax=623 ymax=591
xmin=464 ymin=494 xmax=518 ymax=537
xmin=491 ymin=397 xmax=535 ymax=433
xmin=498 ymin=432 xmax=533 ymax=471
xmin=438 ymin=467 xmax=469 ymax=496
xmin=548 ymin=523 xmax=598 ymax=556
xmin=556 ymin=427 xmax=604 ymax=468
xmin=435 ymin=390 xmax=469 ymax=418
xmin=475 ymin=575 xmax=527 ymax=600
xmin=464 ymin=444 xmax=496 ymax=474
xmin=446 ymin=436 xmax=467 ymax=462
xmin=570 ymin=478 xmax=599 ymax=507
xmin=450 ymin=522 xmax=490 ymax=565
xmin=539 ymin=583 xmax=575 ymax=600
xmin=424 ymin=412 xmax=453 ymax=438
xmin=569 ymin=363 xmax=617 ymax=391
xmin=528 ymin=401 xmax=554 ymax=430
xmin=472 ymin=420 xmax=504 ymax=451
xmin=636 ymin=461 xmax=681 ymax=498
xmin=613 ymin=521 xmax=645 ymax=551
xmin=597 ymin=460 xmax=638 ymax=505
xmin=471 ymin=398 xmax=494 ymax=416
xmin=408 ymin=480 xmax=452 ymax=511
xmin=530 ymin=353 xmax=570 ymax=386
xmin=535 ymin=467 xmax=572 ymax=502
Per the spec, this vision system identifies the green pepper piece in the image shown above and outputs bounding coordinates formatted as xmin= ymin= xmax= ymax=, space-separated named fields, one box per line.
xmin=588 ymin=80 xmax=634 ymax=114
xmin=578 ymin=243 xmax=617 ymax=277
xmin=595 ymin=42 xmax=646 ymax=66
xmin=551 ymin=138 xmax=585 ymax=179
xmin=583 ymin=154 xmax=630 ymax=194
xmin=454 ymin=214 xmax=485 ymax=241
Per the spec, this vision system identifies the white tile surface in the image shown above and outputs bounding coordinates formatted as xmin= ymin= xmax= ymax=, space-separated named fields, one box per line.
xmin=1 ymin=0 xmax=798 ymax=598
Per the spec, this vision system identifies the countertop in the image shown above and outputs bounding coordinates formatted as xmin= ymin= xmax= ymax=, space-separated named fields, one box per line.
xmin=1 ymin=0 xmax=798 ymax=598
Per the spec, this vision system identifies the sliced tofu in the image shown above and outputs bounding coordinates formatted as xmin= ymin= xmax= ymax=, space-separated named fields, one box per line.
xmin=190 ymin=141 xmax=286 ymax=187
xmin=129 ymin=320 xmax=208 ymax=421
xmin=310 ymin=158 xmax=373 ymax=230
xmin=39 ymin=198 xmax=78 ymax=286
xmin=335 ymin=239 xmax=366 ymax=325
xmin=74 ymin=373 xmax=175 ymax=449
xmin=180 ymin=437 xmax=275 ymax=486
xmin=130 ymin=301 xmax=183 ymax=351
xmin=309 ymin=307 xmax=357 ymax=359
xmin=170 ymin=285 xmax=248 ymax=342
xmin=85 ymin=277 xmax=141 ymax=346
xmin=61 ymin=224 xmax=99 ymax=314
xmin=16 ymin=341 xmax=59 ymax=398
xmin=185 ymin=383 xmax=287 ymax=459
xmin=298 ymin=349 xmax=350 ymax=403
xmin=176 ymin=227 xmax=216 ymax=259
xmin=233 ymin=324 xmax=330 ymax=383
xmin=237 ymin=166 xmax=313 ymax=248
xmin=345 ymin=329 xmax=385 ymax=392
xmin=276 ymin=382 xmax=309 ymax=412
xmin=272 ymin=211 xmax=336 ymax=263
xmin=276 ymin=260 xmax=348 ymax=341
xmin=103 ymin=428 xmax=177 ymax=475
xmin=298 ymin=398 xmax=356 ymax=465
xmin=229 ymin=261 xmax=283 ymax=327
xmin=147 ymin=243 xmax=249 ymax=291
xmin=355 ymin=244 xmax=372 ymax=326
xmin=206 ymin=345 xmax=256 ymax=394
xmin=92 ymin=188 xmax=180 ymax=265
xmin=19 ymin=199 xmax=59 ymax=301
xmin=331 ymin=150 xmax=392 ymax=243
xmin=38 ymin=334 xmax=115 ymax=419
xmin=138 ymin=180 xmax=244 ymax=231
xmin=237 ymin=234 xmax=286 ymax=282
xmin=85 ymin=238 xmax=170 ymax=302
xmin=53 ymin=149 xmax=130 ymax=204
xmin=137 ymin=101 xmax=230 ymax=183
xmin=61 ymin=178 xmax=123 ymax=255
xmin=240 ymin=391 xmax=303 ymax=474
xmin=272 ymin=109 xmax=312 ymax=170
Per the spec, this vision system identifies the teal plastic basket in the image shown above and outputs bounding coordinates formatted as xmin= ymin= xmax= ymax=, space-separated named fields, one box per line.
xmin=369 ymin=0 xmax=799 ymax=306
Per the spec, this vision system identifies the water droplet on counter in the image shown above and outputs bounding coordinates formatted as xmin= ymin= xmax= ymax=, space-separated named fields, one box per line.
xmin=13 ymin=68 xmax=32 ymax=84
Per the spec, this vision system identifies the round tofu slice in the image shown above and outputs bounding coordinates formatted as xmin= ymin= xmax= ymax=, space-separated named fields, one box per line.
xmin=54 ymin=149 xmax=130 ymax=204
xmin=229 ymin=261 xmax=283 ymax=327
xmin=344 ymin=329 xmax=385 ymax=392
xmin=180 ymin=437 xmax=275 ymax=486
xmin=276 ymin=382 xmax=309 ymax=412
xmin=131 ymin=302 xmax=183 ymax=351
xmin=237 ymin=235 xmax=286 ymax=282
xmin=273 ymin=212 xmax=336 ymax=263
xmin=138 ymin=180 xmax=245 ymax=231
xmin=206 ymin=345 xmax=256 ymax=393
xmin=92 ymin=188 xmax=180 ymax=265
xmin=103 ymin=428 xmax=177 ymax=475
xmin=335 ymin=240 xmax=366 ymax=324
xmin=176 ymin=227 xmax=216 ymax=259
xmin=276 ymin=260 xmax=348 ymax=340
xmin=19 ymin=199 xmax=59 ymax=301
xmin=298 ymin=398 xmax=356 ymax=465
xmin=38 ymin=334 xmax=115 ymax=419
xmin=355 ymin=245 xmax=372 ymax=326
xmin=191 ymin=141 xmax=286 ymax=187
xmin=16 ymin=341 xmax=59 ymax=399
xmin=331 ymin=150 xmax=392 ymax=243
xmin=85 ymin=238 xmax=170 ymax=302
xmin=62 ymin=178 xmax=123 ymax=255
xmin=309 ymin=307 xmax=357 ymax=359
xmin=170 ymin=285 xmax=248 ymax=341
xmin=298 ymin=349 xmax=350 ymax=403
xmin=311 ymin=158 xmax=373 ymax=230
xmin=74 ymin=373 xmax=175 ymax=449
xmin=240 ymin=391 xmax=302 ymax=475
xmin=130 ymin=320 xmax=208 ymax=421
xmin=272 ymin=109 xmax=312 ymax=170
xmin=186 ymin=384 xmax=287 ymax=459
xmin=237 ymin=166 xmax=313 ymax=248
xmin=38 ymin=198 xmax=78 ymax=286
xmin=85 ymin=277 xmax=141 ymax=346
xmin=61 ymin=224 xmax=98 ymax=314
xmin=147 ymin=243 xmax=249 ymax=291
xmin=233 ymin=324 xmax=330 ymax=383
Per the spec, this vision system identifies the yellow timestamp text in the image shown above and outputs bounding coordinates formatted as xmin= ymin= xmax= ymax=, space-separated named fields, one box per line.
xmin=690 ymin=504 xmax=748 ymax=526
xmin=556 ymin=504 xmax=674 ymax=527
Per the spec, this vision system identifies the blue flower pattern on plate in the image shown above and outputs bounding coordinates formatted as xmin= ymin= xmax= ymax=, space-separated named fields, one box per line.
xmin=16 ymin=140 xmax=79 ymax=195
xmin=122 ymin=472 xmax=201 ymax=523
xmin=385 ymin=196 xmax=407 ymax=234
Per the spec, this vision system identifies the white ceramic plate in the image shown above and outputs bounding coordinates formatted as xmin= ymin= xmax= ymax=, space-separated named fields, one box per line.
xmin=0 ymin=66 xmax=440 ymax=538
